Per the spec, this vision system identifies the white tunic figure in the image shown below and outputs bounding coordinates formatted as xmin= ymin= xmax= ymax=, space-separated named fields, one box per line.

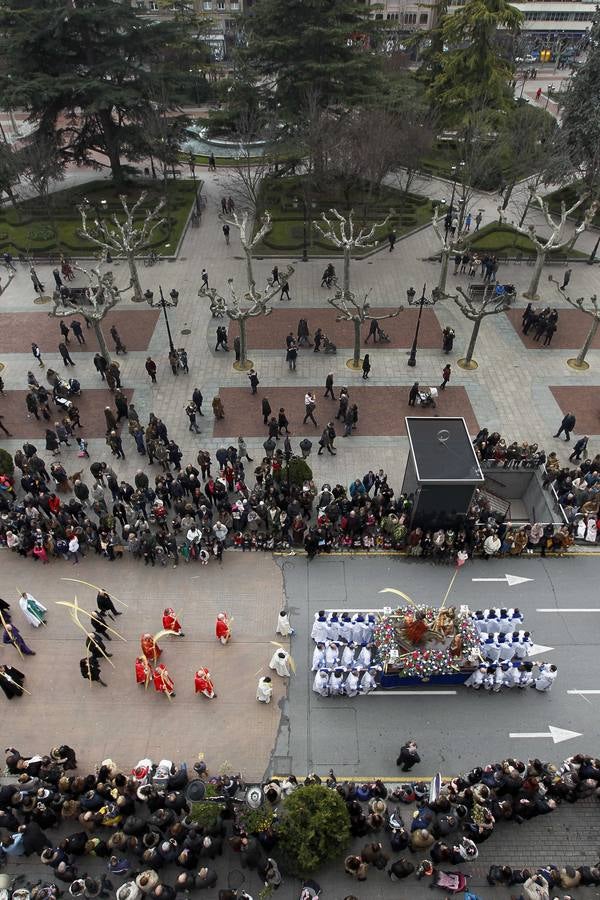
xmin=312 ymin=669 xmax=330 ymax=697
xmin=360 ymin=669 xmax=378 ymax=694
xmin=519 ymin=665 xmax=534 ymax=688
xmin=338 ymin=617 xmax=353 ymax=642
xmin=256 ymin=676 xmax=273 ymax=703
xmin=492 ymin=667 xmax=504 ymax=692
xmin=511 ymin=639 xmax=529 ymax=660
xmin=327 ymin=615 xmax=340 ymax=640
xmin=328 ymin=670 xmax=345 ymax=696
xmin=340 ymin=643 xmax=355 ymax=668
xmin=465 ymin=667 xmax=486 ymax=690
xmin=276 ymin=610 xmax=294 ymax=636
xmin=312 ymin=644 xmax=326 ymax=671
xmin=534 ymin=663 xmax=557 ymax=692
xmin=502 ymin=664 xmax=521 ymax=689
xmin=324 ymin=642 xmax=339 ymax=668
xmin=363 ymin=616 xmax=376 ymax=643
xmin=483 ymin=639 xmax=501 ymax=664
xmin=497 ymin=640 xmax=514 ymax=662
xmin=310 ymin=614 xmax=329 ymax=643
xmin=19 ymin=592 xmax=47 ymax=627
xmin=357 ymin=645 xmax=371 ymax=668
xmin=269 ymin=649 xmax=291 ymax=677
xmin=351 ymin=615 xmax=366 ymax=643
xmin=344 ymin=670 xmax=360 ymax=697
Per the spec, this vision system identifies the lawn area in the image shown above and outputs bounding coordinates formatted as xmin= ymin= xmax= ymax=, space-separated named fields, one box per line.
xmin=463 ymin=221 xmax=586 ymax=259
xmin=0 ymin=179 xmax=199 ymax=257
xmin=545 ymin=183 xmax=600 ymax=228
xmin=252 ymin=175 xmax=433 ymax=257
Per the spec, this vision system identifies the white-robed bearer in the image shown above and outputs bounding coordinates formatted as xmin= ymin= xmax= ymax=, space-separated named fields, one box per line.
xmin=324 ymin=641 xmax=339 ymax=668
xmin=312 ymin=669 xmax=330 ymax=697
xmin=518 ymin=661 xmax=535 ymax=689
xmin=310 ymin=611 xmax=329 ymax=643
xmin=276 ymin=609 xmax=294 ymax=636
xmin=492 ymin=665 xmax=504 ymax=693
xmin=327 ymin=612 xmax=340 ymax=640
xmin=482 ymin=666 xmax=496 ymax=691
xmin=344 ymin=668 xmax=360 ymax=697
xmin=256 ymin=676 xmax=273 ymax=703
xmin=328 ymin=668 xmax=345 ymax=696
xmin=19 ymin=592 xmax=47 ymax=627
xmin=312 ymin=642 xmax=326 ymax=671
xmin=360 ymin=667 xmax=378 ymax=694
xmin=357 ymin=643 xmax=371 ymax=669
xmin=502 ymin=662 xmax=521 ymax=688
xmin=534 ymin=663 xmax=558 ymax=692
xmin=340 ymin=640 xmax=355 ymax=668
xmin=269 ymin=648 xmax=292 ymax=677
xmin=465 ymin=666 xmax=486 ymax=690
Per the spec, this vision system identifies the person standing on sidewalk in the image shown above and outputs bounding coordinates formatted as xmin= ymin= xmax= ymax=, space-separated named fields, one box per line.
xmin=222 ymin=223 xmax=230 ymax=245
xmin=58 ymin=342 xmax=75 ymax=367
xmin=145 ymin=357 xmax=157 ymax=383
xmin=59 ymin=321 xmax=70 ymax=343
xmin=71 ymin=320 xmax=85 ymax=345
xmin=31 ymin=342 xmax=44 ymax=368
xmin=262 ymin=397 xmax=272 ymax=425
xmin=248 ymin=369 xmax=259 ymax=394
xmin=396 ymin=740 xmax=420 ymax=771
xmin=280 ymin=276 xmax=291 ymax=300
xmin=440 ymin=364 xmax=451 ymax=390
xmin=362 ymin=354 xmax=371 ymax=380
xmin=303 ymin=392 xmax=318 ymax=427
xmin=201 ymin=268 xmax=209 ymax=289
xmin=324 ymin=372 xmax=336 ymax=400
xmin=554 ymin=412 xmax=576 ymax=442
xmin=238 ymin=435 xmax=253 ymax=462
xmin=186 ymin=402 xmax=201 ymax=433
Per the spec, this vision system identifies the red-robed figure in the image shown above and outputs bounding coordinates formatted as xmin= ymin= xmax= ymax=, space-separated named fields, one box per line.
xmin=162 ymin=608 xmax=184 ymax=636
xmin=135 ymin=655 xmax=152 ymax=686
xmin=194 ymin=666 xmax=216 ymax=699
xmin=215 ymin=613 xmax=231 ymax=644
xmin=141 ymin=632 xmax=161 ymax=662
xmin=153 ymin=663 xmax=175 ymax=697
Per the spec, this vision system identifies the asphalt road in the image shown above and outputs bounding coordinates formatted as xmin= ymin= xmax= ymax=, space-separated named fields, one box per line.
xmin=272 ymin=554 xmax=600 ymax=779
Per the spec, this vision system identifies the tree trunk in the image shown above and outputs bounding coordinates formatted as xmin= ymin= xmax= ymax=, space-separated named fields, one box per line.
xmin=239 ymin=317 xmax=248 ymax=367
xmin=245 ymin=248 xmax=255 ymax=291
xmin=89 ymin=318 xmax=111 ymax=365
xmin=127 ymin=253 xmax=143 ymax=302
xmin=502 ymin=179 xmax=516 ymax=210
xmin=523 ymin=249 xmax=546 ymax=299
xmin=353 ymin=318 xmax=361 ymax=367
xmin=576 ymin=316 xmax=600 ymax=366
xmin=97 ymin=109 xmax=123 ymax=183
xmin=343 ymin=246 xmax=351 ymax=296
xmin=438 ymin=246 xmax=450 ymax=294
xmin=464 ymin=316 xmax=482 ymax=365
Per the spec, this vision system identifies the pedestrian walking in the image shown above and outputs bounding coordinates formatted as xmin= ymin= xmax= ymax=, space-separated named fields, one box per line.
xmin=26 ymin=392 xmax=40 ymax=420
xmin=31 ymin=342 xmax=44 ymax=368
xmin=388 ymin=230 xmax=396 ymax=252
xmin=299 ymin=437 xmax=312 ymax=458
xmin=362 ymin=353 xmax=371 ymax=380
xmin=569 ymin=435 xmax=588 ymax=461
xmin=440 ymin=364 xmax=451 ymax=390
xmin=58 ymin=342 xmax=75 ymax=367
xmin=222 ymin=223 xmax=230 ymax=245
xmin=475 ymin=211 xmax=483 ymax=230
xmin=554 ymin=412 xmax=576 ymax=442
xmin=94 ymin=353 xmax=107 ymax=380
xmin=59 ymin=321 xmax=70 ymax=343
xmin=208 ymin=152 xmax=216 ymax=171
xmin=303 ymin=392 xmax=318 ymax=426
xmin=278 ymin=407 xmax=290 ymax=435
xmin=463 ymin=213 xmax=472 ymax=233
xmin=212 ymin=396 xmax=225 ymax=419
xmin=227 ymin=196 xmax=235 ymax=214
xmin=215 ymin=325 xmax=229 ymax=351
xmin=280 ymin=276 xmax=290 ymax=300
xmin=53 ymin=268 xmax=63 ymax=290
xmin=30 ymin=268 xmax=44 ymax=294
xmin=286 ymin=341 xmax=298 ymax=371
xmin=365 ymin=319 xmax=379 ymax=344
xmin=201 ymin=268 xmax=209 ymax=289
xmin=108 ymin=430 xmax=125 ymax=460
xmin=238 ymin=435 xmax=253 ymax=462
xmin=71 ymin=320 xmax=85 ymax=345
xmin=248 ymin=368 xmax=259 ymax=394
xmin=262 ymin=397 xmax=272 ymax=425
xmin=318 ymin=423 xmax=336 ymax=455
xmin=168 ymin=348 xmax=179 ymax=376
xmin=0 ymin=414 xmax=11 ymax=437
xmin=145 ymin=356 xmax=157 ymax=383
xmin=271 ymin=265 xmax=280 ymax=284
xmin=3 ymin=252 xmax=15 ymax=272
xmin=408 ymin=382 xmax=419 ymax=407
xmin=110 ymin=325 xmax=126 ymax=354
xmin=396 ymin=740 xmax=420 ymax=771
xmin=221 ymin=197 xmax=228 ymax=214
xmin=324 ymin=372 xmax=336 ymax=400
xmin=561 ymin=267 xmax=572 ymax=290
xmin=193 ymin=387 xmax=204 ymax=416
xmin=233 ymin=335 xmax=241 ymax=362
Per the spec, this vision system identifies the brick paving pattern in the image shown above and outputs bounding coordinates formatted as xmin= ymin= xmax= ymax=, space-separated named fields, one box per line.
xmin=227 ymin=306 xmax=442 ymax=350
xmin=0 ymin=388 xmax=133 ymax=438
xmin=0 ymin=309 xmax=159 ymax=353
xmin=549 ymin=385 xmax=600 ymax=435
xmin=213 ymin=385 xmax=479 ymax=438
xmin=506 ymin=307 xmax=600 ymax=351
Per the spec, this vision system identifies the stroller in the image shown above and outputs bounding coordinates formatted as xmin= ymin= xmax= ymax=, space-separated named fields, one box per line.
xmin=376 ymin=327 xmax=391 ymax=343
xmin=153 ymin=758 xmax=173 ymax=789
xmin=417 ymin=386 xmax=438 ymax=408
xmin=431 ymin=870 xmax=470 ymax=894
xmin=323 ymin=336 xmax=337 ymax=354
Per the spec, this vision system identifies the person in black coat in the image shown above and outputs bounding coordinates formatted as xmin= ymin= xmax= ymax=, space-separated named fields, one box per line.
xmin=396 ymin=740 xmax=420 ymax=771
xmin=0 ymin=664 xmax=26 ymax=699
xmin=408 ymin=382 xmax=420 ymax=407
xmin=20 ymin=821 xmax=52 ymax=855
xmin=96 ymin=591 xmax=122 ymax=619
xmin=261 ymin=397 xmax=272 ymax=425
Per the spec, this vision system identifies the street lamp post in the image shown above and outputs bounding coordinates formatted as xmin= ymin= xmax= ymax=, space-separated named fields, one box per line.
xmin=144 ymin=285 xmax=179 ymax=355
xmin=188 ymin=154 xmax=201 ymax=217
xmin=449 ymin=166 xmax=457 ymax=212
xmin=406 ymin=283 xmax=435 ymax=367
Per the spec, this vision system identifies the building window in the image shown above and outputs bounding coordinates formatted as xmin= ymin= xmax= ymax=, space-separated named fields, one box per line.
xmin=230 ymin=0 xmax=239 ymax=7
xmin=203 ymin=1 xmax=212 ymax=9
xmin=404 ymin=12 xmax=417 ymax=24
xmin=419 ymin=12 xmax=428 ymax=23
xmin=217 ymin=0 xmax=225 ymax=8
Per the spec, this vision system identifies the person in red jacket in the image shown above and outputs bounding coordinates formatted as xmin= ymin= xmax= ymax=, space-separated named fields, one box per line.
xmin=162 ymin=608 xmax=185 ymax=637
xmin=194 ymin=666 xmax=216 ymax=699
xmin=215 ymin=612 xmax=231 ymax=644
xmin=153 ymin=663 xmax=175 ymax=698
xmin=135 ymin=655 xmax=152 ymax=687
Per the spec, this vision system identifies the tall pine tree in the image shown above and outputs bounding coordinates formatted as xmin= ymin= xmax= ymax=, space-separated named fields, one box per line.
xmin=0 ymin=0 xmax=203 ymax=181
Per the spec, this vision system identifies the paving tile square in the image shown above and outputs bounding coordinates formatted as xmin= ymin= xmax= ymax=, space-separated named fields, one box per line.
xmin=549 ymin=385 xmax=600 ymax=435
xmin=0 ymin=309 xmax=159 ymax=353
xmin=213 ymin=385 xmax=479 ymax=437
xmin=0 ymin=387 xmax=133 ymax=438
xmin=506 ymin=307 xmax=600 ymax=351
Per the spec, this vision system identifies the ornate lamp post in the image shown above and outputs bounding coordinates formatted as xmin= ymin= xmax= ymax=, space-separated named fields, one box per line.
xmin=406 ymin=283 xmax=441 ymax=367
xmin=143 ymin=286 xmax=179 ymax=354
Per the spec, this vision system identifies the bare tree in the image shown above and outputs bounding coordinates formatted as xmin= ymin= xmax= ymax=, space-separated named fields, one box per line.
xmin=515 ymin=190 xmax=597 ymax=299
xmin=452 ymin=286 xmax=511 ymax=369
xmin=431 ymin=205 xmax=458 ymax=294
xmin=314 ymin=209 xmax=401 ymax=367
xmin=549 ymin=275 xmax=600 ymax=369
xmin=199 ymin=211 xmax=293 ymax=369
xmin=78 ymin=193 xmax=166 ymax=303
xmin=49 ymin=264 xmax=132 ymax=363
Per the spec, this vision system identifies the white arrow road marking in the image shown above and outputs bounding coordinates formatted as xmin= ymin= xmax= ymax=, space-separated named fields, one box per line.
xmin=509 ymin=725 xmax=582 ymax=744
xmin=529 ymin=644 xmax=554 ymax=657
xmin=537 ymin=608 xmax=600 ymax=613
xmin=377 ymin=690 xmax=457 ymax=696
xmin=472 ymin=574 xmax=533 ymax=586
xmin=567 ymin=690 xmax=600 ymax=695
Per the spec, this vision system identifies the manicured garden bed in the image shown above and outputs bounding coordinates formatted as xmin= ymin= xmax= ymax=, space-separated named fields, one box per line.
xmin=463 ymin=221 xmax=586 ymax=259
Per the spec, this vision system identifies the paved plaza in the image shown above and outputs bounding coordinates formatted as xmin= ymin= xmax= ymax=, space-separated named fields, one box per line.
xmin=3 ymin=161 xmax=600 ymax=892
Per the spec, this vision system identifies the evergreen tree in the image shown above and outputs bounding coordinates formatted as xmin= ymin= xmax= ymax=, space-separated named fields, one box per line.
xmin=241 ymin=0 xmax=382 ymax=123
xmin=555 ymin=8 xmax=600 ymax=192
xmin=427 ymin=0 xmax=522 ymax=124
xmin=0 ymin=0 xmax=203 ymax=181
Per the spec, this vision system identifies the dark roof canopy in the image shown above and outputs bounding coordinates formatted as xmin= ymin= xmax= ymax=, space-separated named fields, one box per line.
xmin=405 ymin=417 xmax=484 ymax=484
